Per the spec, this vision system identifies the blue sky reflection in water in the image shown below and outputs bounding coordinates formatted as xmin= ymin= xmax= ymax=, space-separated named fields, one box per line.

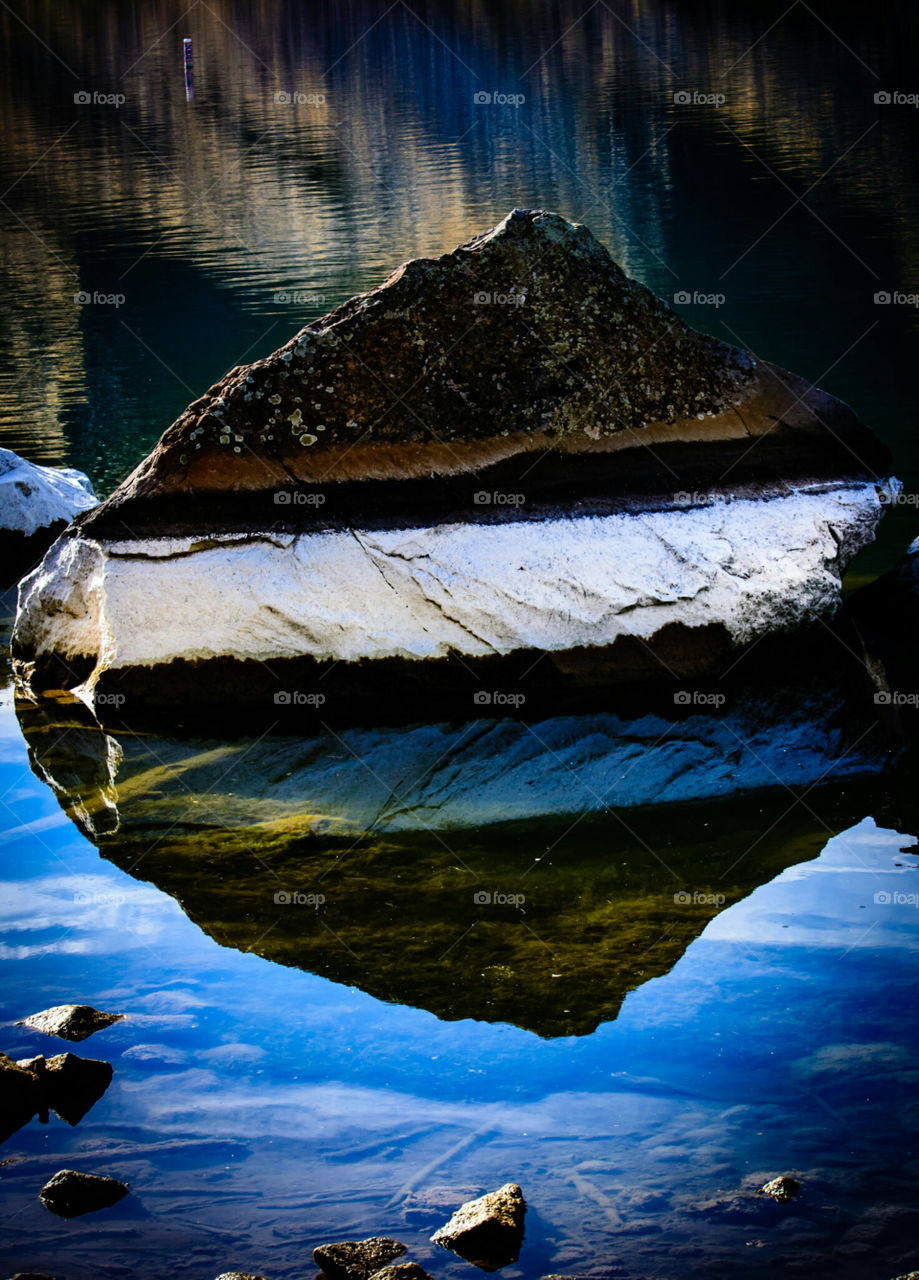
xmin=2 ymin=0 xmax=919 ymax=1276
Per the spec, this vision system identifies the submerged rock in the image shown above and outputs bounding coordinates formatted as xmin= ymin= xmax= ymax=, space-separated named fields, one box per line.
xmin=760 ymin=1175 xmax=802 ymax=1202
xmin=0 ymin=447 xmax=96 ymax=585
xmin=431 ymin=1182 xmax=526 ymax=1271
xmin=694 ymin=1172 xmax=805 ymax=1222
xmin=17 ymin=1004 xmax=123 ymax=1041
xmin=0 ymin=1052 xmax=44 ymax=1143
xmin=691 ymin=1192 xmax=772 ymax=1223
xmin=313 ymin=1238 xmax=407 ymax=1280
xmin=38 ymin=1168 xmax=128 ymax=1217
xmin=11 ymin=209 xmax=894 ymax=714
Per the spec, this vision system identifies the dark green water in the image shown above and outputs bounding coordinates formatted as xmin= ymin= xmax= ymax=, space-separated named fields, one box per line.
xmin=3 ymin=3 xmax=919 ymax=1277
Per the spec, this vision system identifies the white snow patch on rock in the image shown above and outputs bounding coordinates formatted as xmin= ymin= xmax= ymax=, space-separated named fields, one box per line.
xmin=0 ymin=448 xmax=96 ymax=537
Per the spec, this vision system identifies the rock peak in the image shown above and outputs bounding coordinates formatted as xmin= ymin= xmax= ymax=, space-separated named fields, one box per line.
xmin=462 ymin=206 xmax=606 ymax=254
xmin=103 ymin=209 xmax=755 ymax=502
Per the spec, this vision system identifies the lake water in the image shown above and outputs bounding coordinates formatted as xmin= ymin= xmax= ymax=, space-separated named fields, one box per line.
xmin=2 ymin=1 xmax=919 ymax=1277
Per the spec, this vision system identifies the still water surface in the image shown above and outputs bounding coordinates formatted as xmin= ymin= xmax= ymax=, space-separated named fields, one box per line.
xmin=3 ymin=2 xmax=919 ymax=1276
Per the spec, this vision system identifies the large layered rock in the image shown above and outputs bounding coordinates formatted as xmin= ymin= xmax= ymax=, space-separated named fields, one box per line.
xmin=0 ymin=448 xmax=96 ymax=585
xmin=11 ymin=209 xmax=894 ymax=715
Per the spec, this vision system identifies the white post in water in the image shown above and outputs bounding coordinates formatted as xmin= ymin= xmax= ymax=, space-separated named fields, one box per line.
xmin=183 ymin=37 xmax=194 ymax=101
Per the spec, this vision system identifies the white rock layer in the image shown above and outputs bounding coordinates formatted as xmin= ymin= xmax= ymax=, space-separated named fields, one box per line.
xmin=14 ymin=482 xmax=892 ymax=681
xmin=0 ymin=448 xmax=96 ymax=536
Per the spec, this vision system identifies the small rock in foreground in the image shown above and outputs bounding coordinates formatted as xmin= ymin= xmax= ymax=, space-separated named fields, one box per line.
xmin=368 ymin=1265 xmax=432 ymax=1280
xmin=18 ymin=1004 xmax=124 ymax=1041
xmin=313 ymin=1238 xmax=407 ymax=1280
xmin=759 ymin=1175 xmax=801 ymax=1202
xmin=38 ymin=1168 xmax=129 ymax=1217
xmin=10 ymin=1273 xmax=58 ymax=1279
xmin=431 ymin=1182 xmax=526 ymax=1271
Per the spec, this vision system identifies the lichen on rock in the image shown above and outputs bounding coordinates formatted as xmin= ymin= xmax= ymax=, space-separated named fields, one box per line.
xmin=115 ymin=208 xmax=756 ymax=498
xmin=313 ymin=1237 xmax=407 ymax=1280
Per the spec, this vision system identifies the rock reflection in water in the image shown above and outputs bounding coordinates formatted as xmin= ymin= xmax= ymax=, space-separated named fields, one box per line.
xmin=16 ymin=668 xmax=897 ymax=1039
xmin=0 ymin=1051 xmax=112 ymax=1143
